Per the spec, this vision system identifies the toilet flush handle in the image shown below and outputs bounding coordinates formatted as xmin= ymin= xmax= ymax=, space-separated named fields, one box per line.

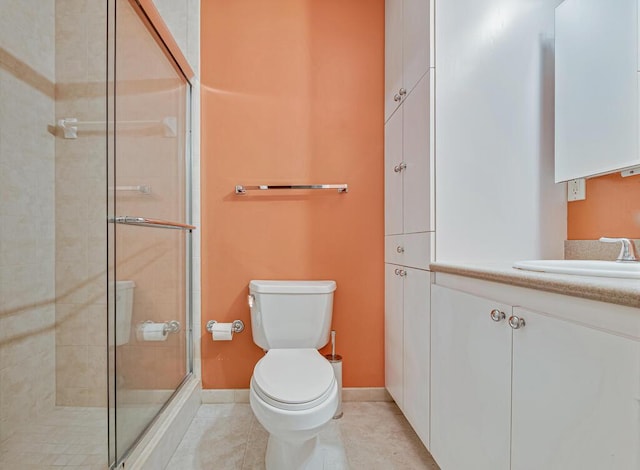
xmin=247 ymin=294 xmax=255 ymax=308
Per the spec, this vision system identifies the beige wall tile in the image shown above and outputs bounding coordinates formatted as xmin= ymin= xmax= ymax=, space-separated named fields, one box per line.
xmin=0 ymin=7 xmax=56 ymax=435
xmin=0 ymin=0 xmax=56 ymax=81
xmin=55 ymin=345 xmax=89 ymax=389
xmin=56 ymin=303 xmax=89 ymax=346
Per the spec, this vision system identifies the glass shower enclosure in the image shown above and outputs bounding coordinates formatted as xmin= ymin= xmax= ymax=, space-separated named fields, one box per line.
xmin=109 ymin=0 xmax=193 ymax=463
xmin=0 ymin=0 xmax=193 ymax=468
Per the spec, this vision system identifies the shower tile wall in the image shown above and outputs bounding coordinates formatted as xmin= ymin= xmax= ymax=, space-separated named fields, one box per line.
xmin=54 ymin=0 xmax=108 ymax=407
xmin=152 ymin=0 xmax=200 ymax=76
xmin=0 ymin=0 xmax=57 ymax=442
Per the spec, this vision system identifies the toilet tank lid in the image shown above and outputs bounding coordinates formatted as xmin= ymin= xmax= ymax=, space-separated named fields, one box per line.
xmin=249 ymin=280 xmax=336 ymax=294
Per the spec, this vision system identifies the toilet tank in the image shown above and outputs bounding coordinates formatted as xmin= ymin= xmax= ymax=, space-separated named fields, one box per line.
xmin=249 ymin=280 xmax=336 ymax=350
xmin=111 ymin=280 xmax=136 ymax=346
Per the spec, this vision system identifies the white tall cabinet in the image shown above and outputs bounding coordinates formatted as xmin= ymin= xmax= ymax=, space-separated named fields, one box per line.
xmin=384 ymin=0 xmax=566 ymax=460
xmin=384 ymin=0 xmax=434 ymax=450
xmin=385 ymin=0 xmax=432 ymax=122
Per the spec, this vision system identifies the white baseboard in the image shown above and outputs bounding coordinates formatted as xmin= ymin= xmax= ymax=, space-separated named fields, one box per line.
xmin=343 ymin=387 xmax=392 ymax=402
xmin=201 ymin=387 xmax=391 ymax=404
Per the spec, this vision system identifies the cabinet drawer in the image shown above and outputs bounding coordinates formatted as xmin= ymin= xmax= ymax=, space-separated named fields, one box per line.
xmin=385 ymin=232 xmax=432 ymax=270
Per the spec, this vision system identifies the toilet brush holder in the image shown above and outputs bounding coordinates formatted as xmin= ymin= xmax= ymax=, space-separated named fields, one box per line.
xmin=325 ymin=353 xmax=343 ymax=419
xmin=325 ymin=330 xmax=342 ymax=418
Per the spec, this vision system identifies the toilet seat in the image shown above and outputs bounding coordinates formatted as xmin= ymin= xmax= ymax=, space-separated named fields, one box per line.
xmin=252 ymin=349 xmax=336 ymax=412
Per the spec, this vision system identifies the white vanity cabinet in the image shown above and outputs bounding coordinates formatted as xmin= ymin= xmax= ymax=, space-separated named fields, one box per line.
xmin=385 ymin=0 xmax=432 ymax=122
xmin=384 ymin=264 xmax=431 ymax=447
xmin=431 ymin=280 xmax=640 ymax=470
xmin=430 ymin=285 xmax=512 ymax=470
xmin=510 ymin=307 xmax=639 ymax=470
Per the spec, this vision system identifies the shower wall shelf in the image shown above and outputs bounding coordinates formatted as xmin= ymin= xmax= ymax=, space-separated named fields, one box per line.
xmin=109 ymin=185 xmax=152 ymax=194
xmin=57 ymin=116 xmax=177 ymax=139
xmin=235 ymin=184 xmax=349 ymax=195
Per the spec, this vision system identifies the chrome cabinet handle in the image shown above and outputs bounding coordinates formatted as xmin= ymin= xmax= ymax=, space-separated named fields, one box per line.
xmin=393 ymin=88 xmax=408 ymax=102
xmin=490 ymin=309 xmax=506 ymax=322
xmin=394 ymin=268 xmax=407 ymax=277
xmin=394 ymin=268 xmax=400 ymax=275
xmin=508 ymin=315 xmax=526 ymax=330
xmin=396 ymin=246 xmax=405 ymax=254
xmin=393 ymin=162 xmax=407 ymax=173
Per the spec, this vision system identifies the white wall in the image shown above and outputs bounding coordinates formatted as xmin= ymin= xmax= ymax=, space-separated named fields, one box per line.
xmin=435 ymin=0 xmax=567 ymax=262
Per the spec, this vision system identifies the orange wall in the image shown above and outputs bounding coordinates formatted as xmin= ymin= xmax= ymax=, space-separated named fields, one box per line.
xmin=200 ymin=0 xmax=385 ymax=389
xmin=567 ymin=173 xmax=640 ymax=239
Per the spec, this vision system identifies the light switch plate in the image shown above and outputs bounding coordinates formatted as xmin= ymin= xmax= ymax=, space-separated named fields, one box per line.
xmin=567 ymin=178 xmax=586 ymax=201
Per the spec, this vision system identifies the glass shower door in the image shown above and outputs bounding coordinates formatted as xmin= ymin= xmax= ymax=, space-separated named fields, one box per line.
xmin=109 ymin=0 xmax=192 ymax=463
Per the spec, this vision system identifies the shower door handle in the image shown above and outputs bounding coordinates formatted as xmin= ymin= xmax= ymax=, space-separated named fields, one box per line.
xmin=112 ymin=216 xmax=196 ymax=231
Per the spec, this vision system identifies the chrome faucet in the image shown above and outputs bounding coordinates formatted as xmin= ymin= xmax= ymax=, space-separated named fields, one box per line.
xmin=599 ymin=237 xmax=639 ymax=262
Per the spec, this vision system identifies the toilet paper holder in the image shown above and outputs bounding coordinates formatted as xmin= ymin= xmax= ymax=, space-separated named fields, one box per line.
xmin=164 ymin=320 xmax=181 ymax=334
xmin=139 ymin=320 xmax=181 ymax=334
xmin=206 ymin=319 xmax=245 ymax=334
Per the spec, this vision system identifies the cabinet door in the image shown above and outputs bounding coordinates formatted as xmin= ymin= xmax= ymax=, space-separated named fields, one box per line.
xmin=385 ymin=263 xmax=404 ymax=407
xmin=385 ymin=0 xmax=403 ymax=122
xmin=511 ymin=308 xmax=640 ymax=470
xmin=402 ymin=72 xmax=431 ymax=234
xmin=431 ymin=285 xmax=512 ymax=470
xmin=403 ymin=268 xmax=430 ymax=447
xmin=385 ymin=107 xmax=403 ymax=236
xmin=402 ymin=0 xmax=430 ymax=95
xmin=555 ymin=0 xmax=639 ymax=181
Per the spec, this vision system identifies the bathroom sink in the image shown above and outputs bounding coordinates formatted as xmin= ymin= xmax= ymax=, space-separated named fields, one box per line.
xmin=513 ymin=260 xmax=640 ymax=279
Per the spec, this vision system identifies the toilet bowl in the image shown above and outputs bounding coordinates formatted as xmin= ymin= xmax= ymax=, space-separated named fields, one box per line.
xmin=250 ymin=349 xmax=339 ymax=469
xmin=247 ymin=280 xmax=339 ymax=470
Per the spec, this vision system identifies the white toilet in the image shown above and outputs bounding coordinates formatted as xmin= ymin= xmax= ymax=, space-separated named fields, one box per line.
xmin=248 ymin=280 xmax=339 ymax=470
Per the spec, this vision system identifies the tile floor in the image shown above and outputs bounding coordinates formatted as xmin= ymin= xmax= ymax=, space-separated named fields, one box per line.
xmin=167 ymin=402 xmax=441 ymax=469
xmin=0 ymin=406 xmax=107 ymax=469
xmin=0 ymin=402 xmax=441 ymax=469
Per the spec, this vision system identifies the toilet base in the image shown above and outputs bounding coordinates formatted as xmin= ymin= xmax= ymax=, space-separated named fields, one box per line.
xmin=266 ymin=434 xmax=323 ymax=470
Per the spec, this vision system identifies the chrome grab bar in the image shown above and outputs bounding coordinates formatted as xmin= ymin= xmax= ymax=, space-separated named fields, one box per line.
xmin=112 ymin=216 xmax=196 ymax=231
xmin=235 ymin=184 xmax=348 ymax=194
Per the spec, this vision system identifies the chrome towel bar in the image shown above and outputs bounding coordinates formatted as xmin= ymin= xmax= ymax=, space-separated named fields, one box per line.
xmin=235 ymin=184 xmax=348 ymax=194
xmin=112 ymin=216 xmax=195 ymax=231
xmin=57 ymin=116 xmax=177 ymax=139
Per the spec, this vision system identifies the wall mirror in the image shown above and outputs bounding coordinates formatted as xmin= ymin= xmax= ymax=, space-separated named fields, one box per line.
xmin=555 ymin=0 xmax=640 ymax=182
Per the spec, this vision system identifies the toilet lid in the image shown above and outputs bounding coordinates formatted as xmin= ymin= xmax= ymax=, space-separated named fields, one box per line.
xmin=253 ymin=349 xmax=335 ymax=405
